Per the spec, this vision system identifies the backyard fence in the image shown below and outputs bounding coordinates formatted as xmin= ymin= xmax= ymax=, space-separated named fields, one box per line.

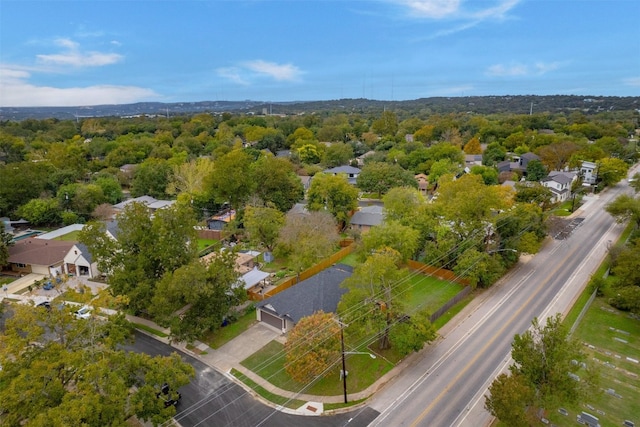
xmin=247 ymin=242 xmax=355 ymax=301
xmin=428 ymin=286 xmax=473 ymax=323
xmin=406 ymin=260 xmax=469 ymax=286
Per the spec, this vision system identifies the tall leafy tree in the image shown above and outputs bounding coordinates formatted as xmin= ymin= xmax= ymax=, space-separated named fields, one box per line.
xmin=16 ymin=198 xmax=62 ymax=226
xmin=149 ymin=252 xmax=244 ymax=343
xmin=206 ymin=149 xmax=255 ymax=210
xmin=485 ymin=315 xmax=598 ymax=423
xmin=361 ymin=220 xmax=420 ymax=262
xmin=322 ymin=142 xmax=354 ymax=168
xmin=0 ymin=227 xmax=14 ymax=266
xmin=356 ymin=162 xmax=418 ymax=197
xmin=284 ymin=311 xmax=341 ymax=383
xmin=79 ymin=202 xmax=198 ymax=314
xmin=525 ymin=159 xmax=547 ymax=181
xmin=131 ymin=157 xmax=172 ymax=199
xmin=597 ymin=157 xmax=629 ymax=187
xmin=307 ymin=173 xmax=359 ymax=227
xmin=0 ymin=304 xmax=194 ymax=427
xmin=275 ymin=210 xmax=340 ymax=273
xmin=605 ymin=194 xmax=640 ymax=228
xmin=243 ymin=205 xmax=285 ymax=252
xmin=251 ymin=156 xmax=304 ymax=212
xmin=339 ymin=248 xmax=430 ymax=352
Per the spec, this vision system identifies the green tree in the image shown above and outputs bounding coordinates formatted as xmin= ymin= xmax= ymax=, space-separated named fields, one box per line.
xmin=371 ymin=111 xmax=398 ymax=137
xmin=251 ymin=156 xmax=304 ymax=212
xmin=356 ymin=162 xmax=418 ymax=197
xmin=131 ymin=158 xmax=172 ymax=199
xmin=58 ymin=183 xmax=107 ymax=219
xmin=149 ymin=253 xmax=245 ymax=343
xmin=605 ymin=194 xmax=640 ymax=228
xmin=485 ymin=372 xmax=536 ymax=427
xmin=482 ymin=141 xmax=506 ymax=166
xmin=16 ymin=198 xmax=62 ymax=226
xmin=630 ymin=172 xmax=640 ymax=193
xmin=525 ymin=159 xmax=547 ymax=181
xmin=514 ymin=182 xmax=554 ymax=210
xmin=322 ymin=142 xmax=354 ymax=168
xmin=382 ymin=187 xmax=425 ymax=224
xmin=166 ymin=157 xmax=214 ymax=197
xmin=94 ymin=175 xmax=124 ymax=205
xmin=275 ymin=211 xmax=340 ymax=273
xmin=79 ymin=202 xmax=198 ymax=315
xmin=485 ymin=315 xmax=598 ymax=422
xmin=597 ymin=157 xmax=629 ymax=187
xmin=284 ymin=311 xmax=341 ymax=383
xmin=307 ymin=173 xmax=359 ymax=227
xmin=243 ymin=206 xmax=285 ymax=252
xmin=0 ymin=303 xmax=195 ymax=427
xmin=339 ymin=248 xmax=424 ymax=352
xmin=0 ymin=227 xmax=14 ymax=266
xmin=206 ymin=149 xmax=255 ymax=210
xmin=361 ymin=220 xmax=420 ymax=262
xmin=0 ymin=162 xmax=53 ymax=217
xmin=470 ymin=165 xmax=499 ymax=185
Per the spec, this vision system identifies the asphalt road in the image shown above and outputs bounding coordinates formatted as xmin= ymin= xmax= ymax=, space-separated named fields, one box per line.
xmin=128 ymin=332 xmax=380 ymax=427
xmin=365 ymin=171 xmax=638 ymax=427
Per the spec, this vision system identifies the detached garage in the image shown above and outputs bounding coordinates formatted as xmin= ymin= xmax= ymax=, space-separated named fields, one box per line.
xmin=256 ymin=264 xmax=352 ymax=333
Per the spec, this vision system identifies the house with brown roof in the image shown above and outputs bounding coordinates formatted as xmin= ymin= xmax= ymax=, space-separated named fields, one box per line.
xmin=6 ymin=238 xmax=75 ymax=277
xmin=415 ymin=173 xmax=429 ymax=196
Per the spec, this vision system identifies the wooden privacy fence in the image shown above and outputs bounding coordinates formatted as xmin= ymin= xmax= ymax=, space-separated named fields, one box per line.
xmin=406 ymin=259 xmax=471 ymax=323
xmin=248 ymin=243 xmax=355 ymax=301
xmin=406 ymin=259 xmax=469 ymax=286
xmin=428 ymin=286 xmax=472 ymax=323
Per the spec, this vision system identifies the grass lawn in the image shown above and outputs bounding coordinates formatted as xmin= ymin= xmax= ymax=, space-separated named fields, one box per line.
xmin=406 ymin=273 xmax=464 ymax=313
xmin=231 ymin=369 xmax=306 ymax=409
xmin=338 ymin=252 xmax=359 ymax=267
xmin=197 ymin=238 xmax=219 ymax=251
xmin=240 ymin=340 xmax=393 ymax=396
xmin=53 ymin=230 xmax=81 ymax=241
xmin=201 ymin=309 xmax=258 ymax=349
xmin=546 ymin=298 xmax=640 ymax=427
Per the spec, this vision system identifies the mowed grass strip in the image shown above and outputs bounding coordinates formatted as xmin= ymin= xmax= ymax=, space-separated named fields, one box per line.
xmin=546 ymin=298 xmax=640 ymax=427
xmin=405 ymin=273 xmax=464 ymax=313
xmin=240 ymin=340 xmax=393 ymax=396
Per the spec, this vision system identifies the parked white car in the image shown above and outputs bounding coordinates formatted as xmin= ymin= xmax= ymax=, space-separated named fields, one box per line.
xmin=74 ymin=306 xmax=92 ymax=320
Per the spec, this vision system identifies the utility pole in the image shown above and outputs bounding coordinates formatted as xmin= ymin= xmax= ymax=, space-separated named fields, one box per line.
xmin=340 ymin=319 xmax=348 ymax=403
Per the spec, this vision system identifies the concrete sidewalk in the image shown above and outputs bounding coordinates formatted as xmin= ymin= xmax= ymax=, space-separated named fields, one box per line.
xmin=125 ymin=280 xmax=501 ymax=415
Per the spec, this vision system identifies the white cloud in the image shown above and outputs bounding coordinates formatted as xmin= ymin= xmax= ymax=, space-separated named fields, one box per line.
xmin=486 ymin=61 xmax=562 ymax=77
xmin=0 ymin=66 xmax=158 ymax=107
xmin=623 ymin=77 xmax=640 ymax=87
xmin=398 ymin=0 xmax=461 ymax=19
xmin=36 ymin=38 xmax=123 ymax=67
xmin=394 ymin=0 xmax=520 ymax=20
xmin=216 ymin=67 xmax=249 ymax=85
xmin=242 ymin=60 xmax=303 ymax=81
xmin=217 ymin=60 xmax=304 ymax=85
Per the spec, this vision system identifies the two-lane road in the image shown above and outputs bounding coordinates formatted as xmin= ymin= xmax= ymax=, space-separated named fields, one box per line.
xmin=364 ymin=173 xmax=637 ymax=427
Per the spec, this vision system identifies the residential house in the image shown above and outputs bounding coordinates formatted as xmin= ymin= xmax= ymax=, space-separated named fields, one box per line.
xmin=355 ymin=150 xmax=376 ymax=167
xmin=64 ymin=243 xmax=99 ymax=278
xmin=298 ymin=175 xmax=312 ymax=191
xmin=580 ymin=160 xmax=598 ymax=186
xmin=256 ymin=264 xmax=352 ymax=332
xmin=206 ymin=209 xmax=236 ymax=231
xmin=323 ymin=165 xmax=361 ymax=185
xmin=415 ymin=173 xmax=429 ymax=196
xmin=464 ymin=154 xmax=483 ymax=167
xmin=497 ymin=152 xmax=540 ymax=175
xmin=349 ymin=205 xmax=385 ymax=234
xmin=113 ymin=195 xmax=175 ymax=214
xmin=541 ymin=171 xmax=577 ymax=203
xmin=6 ymin=238 xmax=75 ymax=276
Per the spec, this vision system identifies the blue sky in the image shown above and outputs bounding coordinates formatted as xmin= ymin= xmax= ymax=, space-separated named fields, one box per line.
xmin=1 ymin=0 xmax=639 ymax=107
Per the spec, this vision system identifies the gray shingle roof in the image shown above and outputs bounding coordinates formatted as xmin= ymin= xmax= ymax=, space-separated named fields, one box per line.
xmin=257 ymin=264 xmax=353 ymax=323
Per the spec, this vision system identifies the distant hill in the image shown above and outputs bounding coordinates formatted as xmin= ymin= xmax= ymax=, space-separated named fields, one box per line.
xmin=1 ymin=95 xmax=639 ymax=121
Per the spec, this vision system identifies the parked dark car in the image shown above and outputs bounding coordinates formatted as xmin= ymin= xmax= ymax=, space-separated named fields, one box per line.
xmin=157 ymin=383 xmax=181 ymax=408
